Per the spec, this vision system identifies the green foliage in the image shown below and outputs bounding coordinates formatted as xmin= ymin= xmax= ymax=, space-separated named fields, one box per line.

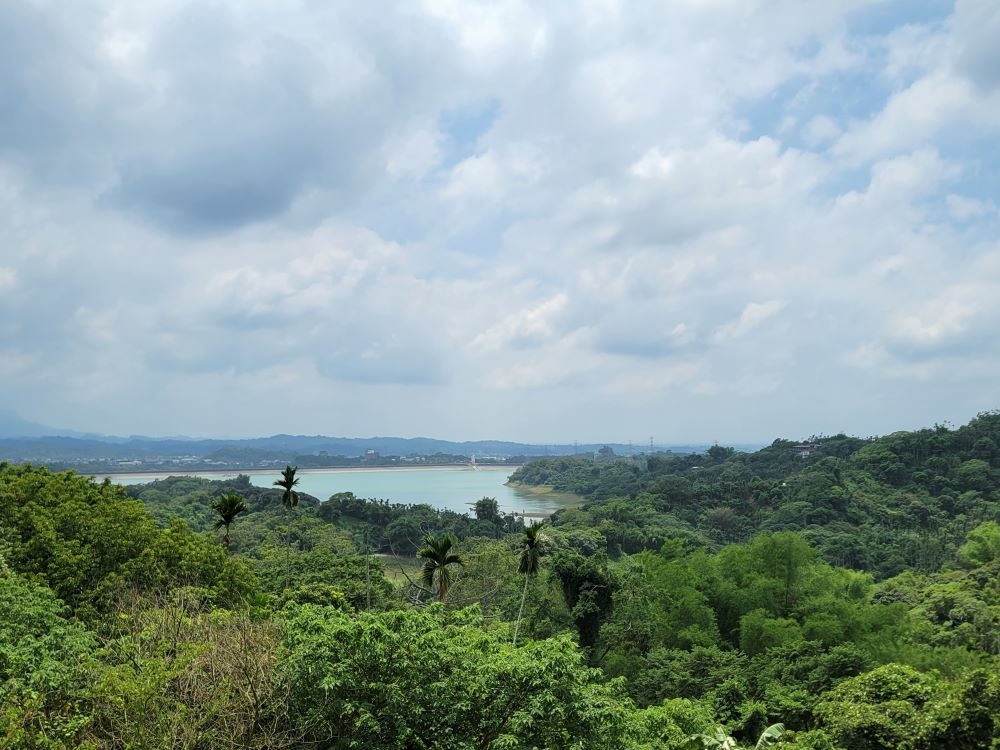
xmin=0 ymin=464 xmax=158 ymax=609
xmin=321 ymin=491 xmax=522 ymax=554
xmin=85 ymin=592 xmax=293 ymax=749
xmin=626 ymin=699 xmax=717 ymax=750
xmin=814 ymin=663 xmax=1000 ymax=749
xmin=515 ymin=415 xmax=1000 ymax=576
xmin=551 ymin=547 xmax=616 ymax=649
xmin=474 ymin=496 xmax=500 ymax=522
xmin=686 ymin=722 xmax=783 ymax=750
xmin=957 ymin=520 xmax=1000 ymax=567
xmin=416 ymin=532 xmax=464 ymax=601
xmin=211 ymin=491 xmax=248 ymax=550
xmin=513 ymin=522 xmax=545 ymax=644
xmin=2 ymin=420 xmax=999 ymax=750
xmin=0 ymin=573 xmax=96 ymax=748
xmin=278 ymin=604 xmax=632 ymax=749
xmin=273 ymin=465 xmax=300 ymax=510
xmin=255 ymin=532 xmax=393 ymax=610
xmin=517 ymin=521 xmax=544 ymax=576
xmin=109 ymin=518 xmax=259 ymax=608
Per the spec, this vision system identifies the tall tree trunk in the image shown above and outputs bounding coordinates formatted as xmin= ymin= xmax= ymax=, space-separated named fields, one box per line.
xmin=513 ymin=573 xmax=529 ymax=646
xmin=364 ymin=531 xmax=371 ymax=611
xmin=284 ymin=507 xmax=291 ymax=591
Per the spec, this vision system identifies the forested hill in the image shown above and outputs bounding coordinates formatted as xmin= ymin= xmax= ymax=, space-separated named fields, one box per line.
xmin=511 ymin=413 xmax=1000 ymax=578
xmin=0 ymin=415 xmax=998 ymax=748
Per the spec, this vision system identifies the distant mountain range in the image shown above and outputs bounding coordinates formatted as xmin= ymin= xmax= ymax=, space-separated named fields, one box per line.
xmin=0 ymin=411 xmax=79 ymax=439
xmin=0 ymin=411 xmax=760 ymax=464
xmin=0 ymin=433 xmax=723 ymax=461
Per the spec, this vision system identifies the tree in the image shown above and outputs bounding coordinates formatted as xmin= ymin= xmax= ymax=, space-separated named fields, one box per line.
xmin=273 ymin=465 xmax=300 ymax=511
xmin=513 ymin=522 xmax=544 ymax=645
xmin=417 ymin=533 xmax=464 ymax=602
xmin=687 ymin=723 xmax=784 ymax=750
xmin=551 ymin=549 xmax=616 ymax=649
xmin=278 ymin=605 xmax=631 ymax=749
xmin=0 ymin=464 xmax=158 ymax=611
xmin=474 ymin=496 xmax=500 ymax=523
xmin=0 ymin=573 xmax=96 ymax=747
xmin=211 ymin=492 xmax=249 ymax=551
xmin=274 ymin=466 xmax=300 ymax=589
xmin=957 ymin=520 xmax=1000 ymax=567
xmin=707 ymin=444 xmax=736 ymax=461
xmin=814 ymin=664 xmax=937 ymax=750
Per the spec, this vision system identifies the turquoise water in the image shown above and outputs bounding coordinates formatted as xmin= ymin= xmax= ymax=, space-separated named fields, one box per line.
xmin=104 ymin=466 xmax=575 ymax=517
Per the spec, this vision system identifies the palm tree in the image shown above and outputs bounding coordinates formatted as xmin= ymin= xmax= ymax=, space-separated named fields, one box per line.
xmin=687 ymin=723 xmax=784 ymax=750
xmin=211 ymin=492 xmax=248 ymax=551
xmin=417 ymin=533 xmax=464 ymax=602
xmin=274 ymin=466 xmax=300 ymax=589
xmin=274 ymin=465 xmax=300 ymax=510
xmin=513 ymin=522 xmax=544 ymax=646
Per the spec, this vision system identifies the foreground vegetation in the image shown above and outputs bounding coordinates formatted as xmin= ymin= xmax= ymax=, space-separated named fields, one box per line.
xmin=1 ymin=414 xmax=999 ymax=748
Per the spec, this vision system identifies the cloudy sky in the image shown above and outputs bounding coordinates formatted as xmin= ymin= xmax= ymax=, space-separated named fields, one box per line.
xmin=1 ymin=0 xmax=998 ymax=443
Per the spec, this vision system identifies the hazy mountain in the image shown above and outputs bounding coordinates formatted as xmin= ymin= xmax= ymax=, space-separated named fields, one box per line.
xmin=0 ymin=411 xmax=117 ymax=441
xmin=0 ymin=412 xmax=762 ymax=463
xmin=0 ymin=411 xmax=63 ymax=438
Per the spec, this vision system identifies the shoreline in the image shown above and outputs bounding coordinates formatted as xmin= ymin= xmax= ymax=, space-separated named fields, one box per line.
xmin=506 ymin=480 xmax=581 ymax=504
xmin=90 ymin=464 xmax=522 ymax=482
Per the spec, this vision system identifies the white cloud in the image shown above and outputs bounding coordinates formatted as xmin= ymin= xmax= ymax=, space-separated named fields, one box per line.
xmin=0 ymin=0 xmax=998 ymax=442
xmin=892 ymin=299 xmax=975 ymax=349
xmin=802 ymin=115 xmax=841 ymax=147
xmin=952 ymin=0 xmax=1000 ymax=90
xmin=946 ymin=193 xmax=989 ymax=220
xmin=833 ymin=74 xmax=975 ymax=163
xmin=713 ymin=301 xmax=786 ymax=343
xmin=383 ymin=125 xmax=443 ymax=180
xmin=471 ymin=293 xmax=569 ymax=353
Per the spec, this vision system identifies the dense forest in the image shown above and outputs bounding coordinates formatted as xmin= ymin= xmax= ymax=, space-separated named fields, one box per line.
xmin=513 ymin=416 xmax=1000 ymax=578
xmin=1 ymin=414 xmax=999 ymax=748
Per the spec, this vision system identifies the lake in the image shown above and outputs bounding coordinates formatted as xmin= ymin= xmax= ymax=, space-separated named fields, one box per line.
xmin=102 ymin=466 xmax=578 ymax=517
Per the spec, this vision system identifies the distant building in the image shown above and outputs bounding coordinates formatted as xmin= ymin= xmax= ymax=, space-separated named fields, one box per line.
xmin=792 ymin=443 xmax=818 ymax=458
xmin=362 ymin=449 xmax=380 ymax=462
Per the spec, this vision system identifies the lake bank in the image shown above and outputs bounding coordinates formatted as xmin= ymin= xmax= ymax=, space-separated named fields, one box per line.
xmin=102 ymin=465 xmax=579 ymax=518
xmin=90 ymin=464 xmax=520 ymax=482
xmin=505 ymin=480 xmax=581 ymax=504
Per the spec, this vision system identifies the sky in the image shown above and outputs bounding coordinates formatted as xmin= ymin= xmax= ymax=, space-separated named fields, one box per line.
xmin=1 ymin=0 xmax=998 ymax=443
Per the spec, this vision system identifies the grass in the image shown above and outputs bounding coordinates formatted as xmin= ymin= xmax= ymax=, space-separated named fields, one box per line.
xmin=377 ymin=554 xmax=424 ymax=585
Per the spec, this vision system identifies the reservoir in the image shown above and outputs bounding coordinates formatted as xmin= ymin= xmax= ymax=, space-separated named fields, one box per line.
xmin=103 ymin=466 xmax=577 ymax=517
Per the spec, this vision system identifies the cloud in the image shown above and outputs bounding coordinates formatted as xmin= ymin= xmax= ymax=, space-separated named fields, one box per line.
xmin=946 ymin=193 xmax=990 ymax=220
xmin=713 ymin=301 xmax=787 ymax=343
xmin=837 ymin=148 xmax=959 ymax=208
xmin=952 ymin=0 xmax=1000 ymax=90
xmin=833 ymin=74 xmax=976 ymax=163
xmin=802 ymin=115 xmax=841 ymax=147
xmin=1 ymin=0 xmax=999 ymax=442
xmin=471 ymin=294 xmax=570 ymax=353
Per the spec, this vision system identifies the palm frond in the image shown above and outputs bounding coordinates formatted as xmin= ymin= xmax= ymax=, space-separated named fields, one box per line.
xmin=419 ymin=559 xmax=437 ymax=589
xmin=755 ymin=724 xmax=784 ymax=750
